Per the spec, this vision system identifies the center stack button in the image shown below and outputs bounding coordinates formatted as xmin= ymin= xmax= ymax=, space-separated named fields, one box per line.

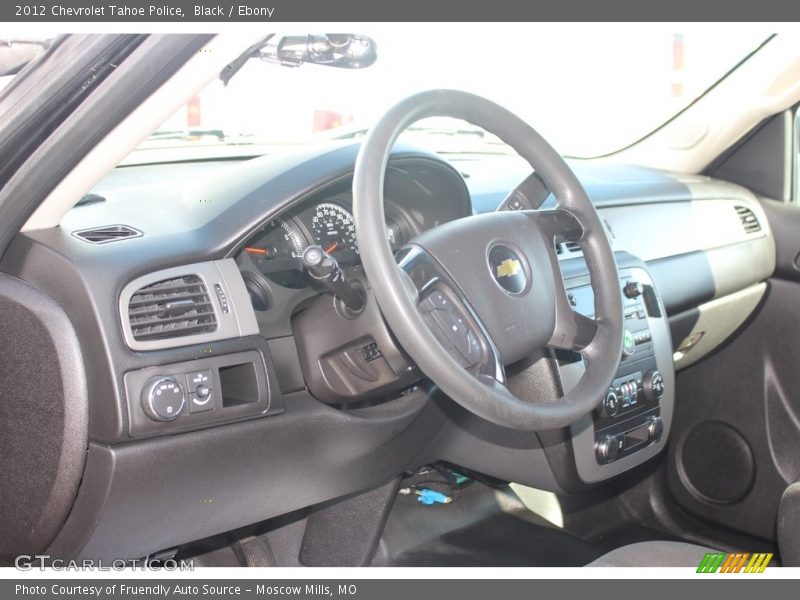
xmin=187 ymin=369 xmax=215 ymax=413
xmin=141 ymin=376 xmax=186 ymax=422
xmin=601 ymin=388 xmax=620 ymax=418
xmin=621 ymin=329 xmax=636 ymax=359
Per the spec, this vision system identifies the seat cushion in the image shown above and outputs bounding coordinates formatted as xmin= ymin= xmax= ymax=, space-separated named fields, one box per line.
xmin=586 ymin=541 xmax=716 ymax=567
xmin=778 ymin=482 xmax=800 ymax=567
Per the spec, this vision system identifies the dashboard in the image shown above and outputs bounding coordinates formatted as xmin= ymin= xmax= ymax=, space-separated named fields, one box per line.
xmin=227 ymin=159 xmax=470 ymax=342
xmin=0 ymin=140 xmax=777 ymax=560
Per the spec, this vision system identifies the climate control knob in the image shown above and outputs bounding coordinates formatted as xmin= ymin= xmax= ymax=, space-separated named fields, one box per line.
xmin=600 ymin=388 xmax=620 ymax=418
xmin=643 ymin=370 xmax=665 ymax=402
xmin=141 ymin=376 xmax=186 ymax=422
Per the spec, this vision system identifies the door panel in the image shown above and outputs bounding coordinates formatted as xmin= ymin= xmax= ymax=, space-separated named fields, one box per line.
xmin=666 ymin=200 xmax=800 ymax=543
xmin=761 ymin=199 xmax=800 ymax=283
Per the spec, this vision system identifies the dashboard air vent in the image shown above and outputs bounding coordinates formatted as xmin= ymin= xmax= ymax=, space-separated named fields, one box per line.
xmin=563 ymin=241 xmax=582 ymax=253
xmin=735 ymin=205 xmax=762 ymax=234
xmin=127 ymin=275 xmax=217 ymax=342
xmin=73 ymin=224 xmax=142 ymax=244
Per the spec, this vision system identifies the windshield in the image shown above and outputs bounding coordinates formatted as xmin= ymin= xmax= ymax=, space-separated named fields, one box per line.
xmin=135 ymin=27 xmax=772 ymax=162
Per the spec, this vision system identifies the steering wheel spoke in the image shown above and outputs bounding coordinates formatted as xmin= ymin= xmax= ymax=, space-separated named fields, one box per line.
xmin=528 ymin=208 xmax=598 ymax=352
xmin=528 ymin=207 xmax=585 ymax=245
xmin=549 ymin=305 xmax=598 ymax=352
xmin=397 ymin=245 xmax=505 ymax=384
xmin=497 ymin=171 xmax=551 ymax=211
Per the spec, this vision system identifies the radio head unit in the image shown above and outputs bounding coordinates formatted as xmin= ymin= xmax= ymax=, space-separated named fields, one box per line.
xmin=555 ymin=265 xmax=674 ymax=483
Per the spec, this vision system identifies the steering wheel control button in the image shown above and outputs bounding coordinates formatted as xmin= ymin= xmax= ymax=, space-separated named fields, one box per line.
xmin=505 ymin=197 xmax=525 ymax=211
xmin=427 ymin=290 xmax=450 ymax=310
xmin=142 ymin=376 xmax=186 ymax=422
xmin=420 ymin=289 xmax=481 ymax=368
xmin=433 ymin=310 xmax=477 ymax=366
xmin=487 ymin=244 xmax=527 ymax=295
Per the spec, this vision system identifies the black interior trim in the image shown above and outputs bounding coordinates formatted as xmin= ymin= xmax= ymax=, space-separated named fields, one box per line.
xmin=707 ymin=112 xmax=791 ymax=201
xmin=0 ymin=273 xmax=88 ymax=560
xmin=47 ymin=391 xmax=436 ymax=560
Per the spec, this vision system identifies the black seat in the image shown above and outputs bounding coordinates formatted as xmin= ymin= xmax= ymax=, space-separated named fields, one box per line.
xmin=777 ymin=482 xmax=800 ymax=566
xmin=587 ymin=481 xmax=800 ymax=567
xmin=586 ymin=541 xmax=714 ymax=567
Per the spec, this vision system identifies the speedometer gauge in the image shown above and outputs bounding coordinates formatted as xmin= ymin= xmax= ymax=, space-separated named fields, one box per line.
xmin=242 ymin=217 xmax=307 ymax=288
xmin=310 ymin=203 xmax=359 ymax=260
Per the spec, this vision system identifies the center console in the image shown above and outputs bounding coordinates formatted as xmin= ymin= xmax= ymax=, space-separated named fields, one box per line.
xmin=556 ymin=264 xmax=675 ymax=484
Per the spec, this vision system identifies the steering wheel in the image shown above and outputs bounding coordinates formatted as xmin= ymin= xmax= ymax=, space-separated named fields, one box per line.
xmin=352 ymin=90 xmax=623 ymax=431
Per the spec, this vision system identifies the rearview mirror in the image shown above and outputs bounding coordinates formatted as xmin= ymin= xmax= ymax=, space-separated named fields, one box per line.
xmin=259 ymin=34 xmax=377 ymax=69
xmin=221 ymin=33 xmax=377 ymax=85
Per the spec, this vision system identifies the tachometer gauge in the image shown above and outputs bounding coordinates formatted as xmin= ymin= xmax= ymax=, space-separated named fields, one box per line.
xmin=242 ymin=218 xmax=307 ymax=288
xmin=310 ymin=202 xmax=359 ymax=260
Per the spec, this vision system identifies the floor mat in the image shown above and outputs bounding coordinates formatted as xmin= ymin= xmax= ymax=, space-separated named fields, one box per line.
xmin=388 ymin=512 xmax=603 ymax=567
xmin=376 ymin=472 xmax=676 ymax=567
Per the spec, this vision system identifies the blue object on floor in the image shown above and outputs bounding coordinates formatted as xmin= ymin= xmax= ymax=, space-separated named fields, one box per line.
xmin=416 ymin=488 xmax=452 ymax=505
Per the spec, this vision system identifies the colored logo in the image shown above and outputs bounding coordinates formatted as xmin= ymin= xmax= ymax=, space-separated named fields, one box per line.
xmin=495 ymin=258 xmax=521 ymax=279
xmin=697 ymin=552 xmax=773 ymax=573
xmin=488 ymin=245 xmax=527 ymax=294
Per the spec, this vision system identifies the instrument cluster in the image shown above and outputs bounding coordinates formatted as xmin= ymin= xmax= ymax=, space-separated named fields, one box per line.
xmin=238 ymin=195 xmax=415 ymax=290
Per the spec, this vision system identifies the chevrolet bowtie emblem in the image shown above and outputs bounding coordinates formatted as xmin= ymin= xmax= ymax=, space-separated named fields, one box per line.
xmin=488 ymin=245 xmax=527 ymax=294
xmin=495 ymin=258 xmax=521 ymax=279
